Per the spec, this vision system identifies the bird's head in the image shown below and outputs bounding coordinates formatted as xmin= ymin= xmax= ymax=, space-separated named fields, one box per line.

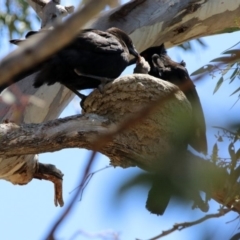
xmin=107 ymin=27 xmax=139 ymax=58
xmin=10 ymin=31 xmax=40 ymax=45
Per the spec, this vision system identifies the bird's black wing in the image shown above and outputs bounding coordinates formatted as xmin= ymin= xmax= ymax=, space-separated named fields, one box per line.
xmin=3 ymin=29 xmax=129 ymax=94
xmin=183 ymin=78 xmax=208 ymax=154
xmin=73 ymin=29 xmax=125 ymax=54
xmin=146 ymin=175 xmax=172 ymax=215
xmin=152 ymin=54 xmax=207 ymax=154
xmin=168 ymin=62 xmax=208 ymax=154
xmin=33 ymin=29 xmax=129 ymax=89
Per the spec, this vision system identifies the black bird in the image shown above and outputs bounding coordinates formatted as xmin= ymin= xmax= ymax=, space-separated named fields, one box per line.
xmin=130 ymin=44 xmax=207 ymax=154
xmin=1 ymin=27 xmax=139 ymax=99
xmin=129 ymin=44 xmax=208 ymax=215
xmin=151 ymin=47 xmax=207 ymax=155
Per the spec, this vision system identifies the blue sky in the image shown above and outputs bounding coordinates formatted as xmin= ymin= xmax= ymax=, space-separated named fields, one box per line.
xmin=1 ymin=1 xmax=240 ymax=240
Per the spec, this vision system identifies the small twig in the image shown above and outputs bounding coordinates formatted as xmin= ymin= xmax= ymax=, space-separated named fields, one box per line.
xmin=69 ymin=229 xmax=120 ymax=240
xmin=226 ymin=214 xmax=240 ymax=224
xmin=69 ymin=165 xmax=112 ymax=201
xmin=45 ymin=151 xmax=97 ymax=240
xmin=212 ymin=126 xmax=237 ymax=138
xmin=230 ymin=96 xmax=240 ymax=110
xmin=141 ymin=208 xmax=231 ymax=240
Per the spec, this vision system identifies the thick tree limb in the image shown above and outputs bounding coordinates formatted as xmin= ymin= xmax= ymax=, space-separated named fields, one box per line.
xmin=0 ymin=0 xmax=239 ymax=205
xmin=0 ymin=0 xmax=111 ymax=186
xmin=1 ymin=0 xmax=239 ymax=87
xmin=0 ymin=113 xmax=109 ymax=156
xmin=0 ymin=0 xmax=112 ymax=87
xmin=143 ymin=208 xmax=231 ymax=240
xmin=91 ymin=0 xmax=240 ymax=51
xmin=1 ymin=75 xmax=240 ymax=214
xmin=26 ymin=0 xmax=74 ymax=28
xmin=0 ymin=75 xmax=191 ymax=168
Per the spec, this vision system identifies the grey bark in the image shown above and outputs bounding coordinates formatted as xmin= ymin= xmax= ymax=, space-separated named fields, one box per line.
xmin=1 ymin=75 xmax=240 ymax=214
xmin=0 ymin=0 xmax=111 ymax=185
xmin=0 ymin=75 xmax=191 ymax=170
xmin=0 ymin=0 xmax=239 ymax=206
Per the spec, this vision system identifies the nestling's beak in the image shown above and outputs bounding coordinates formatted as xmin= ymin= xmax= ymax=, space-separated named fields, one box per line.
xmin=129 ymin=46 xmax=140 ymax=58
xmin=152 ymin=54 xmax=160 ymax=68
xmin=9 ymin=39 xmax=25 ymax=45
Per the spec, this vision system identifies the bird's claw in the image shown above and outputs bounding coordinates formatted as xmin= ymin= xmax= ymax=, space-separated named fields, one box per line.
xmin=33 ymin=162 xmax=64 ymax=207
xmin=98 ymin=78 xmax=113 ymax=94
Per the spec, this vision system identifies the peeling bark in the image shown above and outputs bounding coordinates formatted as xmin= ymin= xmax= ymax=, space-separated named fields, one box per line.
xmin=0 ymin=0 xmax=111 ymax=188
xmin=1 ymin=75 xmax=240 ymax=213
xmin=26 ymin=0 xmax=74 ymax=28
xmin=0 ymin=0 xmax=239 ymax=209
xmin=91 ymin=0 xmax=240 ymax=51
xmin=0 ymin=75 xmax=191 ymax=171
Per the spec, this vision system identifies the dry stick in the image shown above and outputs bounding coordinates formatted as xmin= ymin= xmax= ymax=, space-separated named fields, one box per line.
xmin=143 ymin=209 xmax=231 ymax=240
xmin=46 ymin=151 xmax=97 ymax=240
xmin=212 ymin=126 xmax=237 ymax=137
xmin=69 ymin=229 xmax=120 ymax=240
xmin=0 ymin=77 xmax=194 ymax=156
xmin=69 ymin=166 xmax=112 ymax=201
xmin=0 ymin=0 xmax=112 ymax=86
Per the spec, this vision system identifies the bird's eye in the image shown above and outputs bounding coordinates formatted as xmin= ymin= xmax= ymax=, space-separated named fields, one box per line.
xmin=51 ymin=14 xmax=57 ymax=20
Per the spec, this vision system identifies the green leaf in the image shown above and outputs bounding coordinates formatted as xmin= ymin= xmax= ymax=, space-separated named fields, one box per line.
xmin=213 ymin=77 xmax=223 ymax=94
xmin=196 ymin=38 xmax=207 ymax=48
xmin=191 ymin=64 xmax=214 ymax=76
xmin=230 ymin=87 xmax=240 ymax=96
xmin=210 ymin=56 xmax=233 ymax=63
xmin=236 ymin=148 xmax=240 ymax=160
xmin=229 ymin=76 xmax=236 ymax=84
xmin=222 ymin=63 xmax=234 ymax=76
xmin=221 ymin=41 xmax=240 ymax=53
xmin=229 ymin=66 xmax=238 ymax=84
xmin=228 ymin=142 xmax=237 ymax=166
xmin=211 ymin=143 xmax=218 ymax=164
xmin=222 ymin=49 xmax=240 ymax=55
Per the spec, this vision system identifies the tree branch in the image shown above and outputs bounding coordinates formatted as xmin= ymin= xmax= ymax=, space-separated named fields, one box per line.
xmin=1 ymin=0 xmax=239 ymax=209
xmin=91 ymin=0 xmax=240 ymax=51
xmin=0 ymin=75 xmax=191 ymax=168
xmin=143 ymin=208 xmax=231 ymax=240
xmin=1 ymin=74 xmax=240 ymax=214
xmin=26 ymin=0 xmax=74 ymax=28
xmin=0 ymin=0 xmax=112 ymax=187
xmin=0 ymin=0 xmax=112 ymax=86
xmin=0 ymin=113 xmax=109 ymax=156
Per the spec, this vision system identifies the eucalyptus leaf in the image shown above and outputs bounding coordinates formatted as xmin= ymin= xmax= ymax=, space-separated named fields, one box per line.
xmin=213 ymin=77 xmax=223 ymax=94
xmin=191 ymin=64 xmax=214 ymax=76
xmin=230 ymin=87 xmax=240 ymax=96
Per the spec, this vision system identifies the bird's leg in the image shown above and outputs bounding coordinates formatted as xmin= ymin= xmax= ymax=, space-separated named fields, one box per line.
xmin=74 ymin=69 xmax=113 ymax=83
xmin=191 ymin=191 xmax=209 ymax=212
xmin=65 ymin=85 xmax=86 ymax=100
xmin=74 ymin=69 xmax=114 ymax=93
xmin=65 ymin=85 xmax=87 ymax=109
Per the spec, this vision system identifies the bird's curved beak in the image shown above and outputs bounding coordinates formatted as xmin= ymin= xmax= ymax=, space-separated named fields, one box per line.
xmin=9 ymin=39 xmax=25 ymax=45
xmin=129 ymin=46 xmax=140 ymax=58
